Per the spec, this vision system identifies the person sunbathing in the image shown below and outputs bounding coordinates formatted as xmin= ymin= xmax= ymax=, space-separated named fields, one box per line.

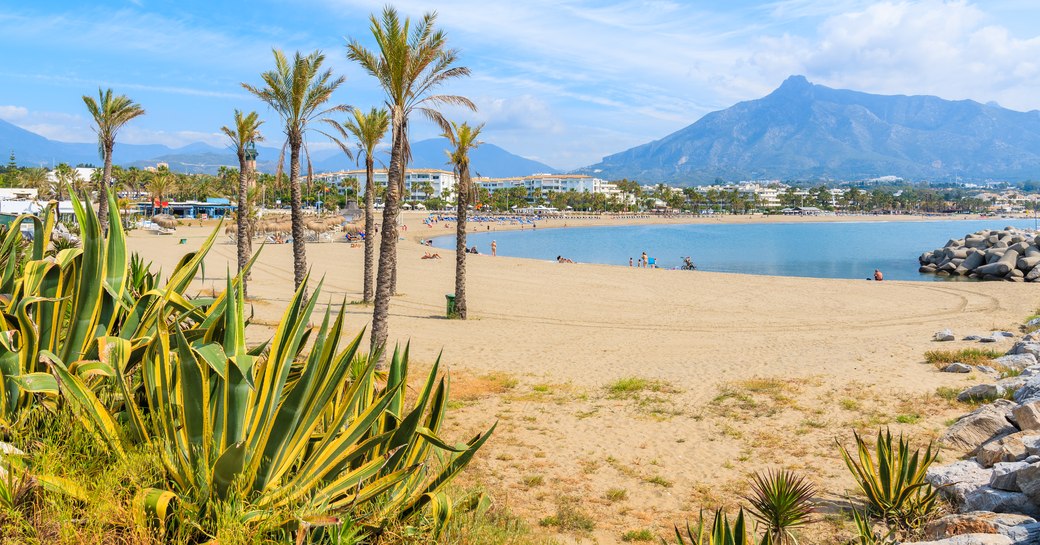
xmin=556 ymin=255 xmax=574 ymax=263
xmin=422 ymin=252 xmax=441 ymax=259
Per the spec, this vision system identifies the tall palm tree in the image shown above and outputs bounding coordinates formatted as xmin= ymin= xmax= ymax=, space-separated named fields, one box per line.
xmin=348 ymin=6 xmax=474 ymax=354
xmin=243 ymin=49 xmax=346 ymax=292
xmin=443 ymin=121 xmax=483 ymax=320
xmin=325 ymin=107 xmax=389 ymax=304
xmin=221 ymin=110 xmax=264 ymax=298
xmin=82 ymin=88 xmax=145 ymax=233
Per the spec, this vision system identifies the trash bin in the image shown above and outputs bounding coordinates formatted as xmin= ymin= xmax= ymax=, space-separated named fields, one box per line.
xmin=445 ymin=294 xmax=456 ymax=317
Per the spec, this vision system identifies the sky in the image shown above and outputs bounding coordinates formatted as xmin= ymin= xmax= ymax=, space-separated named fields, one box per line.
xmin=3 ymin=0 xmax=1040 ymax=170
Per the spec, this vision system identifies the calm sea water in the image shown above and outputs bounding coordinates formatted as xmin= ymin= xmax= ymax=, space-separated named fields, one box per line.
xmin=432 ymin=218 xmax=1040 ymax=281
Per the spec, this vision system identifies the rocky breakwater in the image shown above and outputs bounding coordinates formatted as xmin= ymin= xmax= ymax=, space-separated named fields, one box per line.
xmin=919 ymin=228 xmax=1040 ymax=282
xmin=917 ymin=331 xmax=1040 ymax=544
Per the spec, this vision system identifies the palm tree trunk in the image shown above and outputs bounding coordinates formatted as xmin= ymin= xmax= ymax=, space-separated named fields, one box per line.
xmin=289 ymin=141 xmax=307 ymax=292
xmin=98 ymin=144 xmax=112 ymax=234
xmin=363 ymin=156 xmax=376 ymax=303
xmin=371 ymin=120 xmax=403 ymax=358
xmin=237 ymin=151 xmax=251 ymax=299
xmin=453 ymin=166 xmax=468 ymax=319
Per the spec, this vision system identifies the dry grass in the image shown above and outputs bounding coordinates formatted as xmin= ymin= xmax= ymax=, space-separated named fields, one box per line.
xmin=924 ymin=348 xmax=1003 ymax=367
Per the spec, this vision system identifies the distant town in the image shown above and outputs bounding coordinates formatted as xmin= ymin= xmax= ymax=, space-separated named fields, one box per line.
xmin=2 ymin=152 xmax=1039 ymax=218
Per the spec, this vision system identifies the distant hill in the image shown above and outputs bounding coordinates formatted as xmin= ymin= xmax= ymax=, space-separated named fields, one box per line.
xmin=312 ymin=137 xmax=558 ymax=177
xmin=0 ymin=119 xmax=557 ymax=177
xmin=579 ymin=75 xmax=1040 ymax=183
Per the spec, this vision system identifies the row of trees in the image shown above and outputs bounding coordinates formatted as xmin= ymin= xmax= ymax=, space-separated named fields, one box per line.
xmin=72 ymin=6 xmax=482 ymax=363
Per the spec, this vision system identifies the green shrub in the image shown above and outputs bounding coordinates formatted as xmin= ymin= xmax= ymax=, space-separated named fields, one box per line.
xmin=836 ymin=429 xmax=939 ymax=529
xmin=745 ymin=469 xmax=816 ymax=545
xmin=924 ymin=348 xmax=1002 ymax=367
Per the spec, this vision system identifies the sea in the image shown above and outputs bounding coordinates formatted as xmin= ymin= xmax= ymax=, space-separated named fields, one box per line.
xmin=431 ymin=217 xmax=1040 ymax=281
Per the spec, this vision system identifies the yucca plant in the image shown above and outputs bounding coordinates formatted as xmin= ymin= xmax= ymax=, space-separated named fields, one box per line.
xmin=667 ymin=508 xmax=755 ymax=545
xmin=837 ymin=428 xmax=939 ymax=529
xmin=745 ymin=469 xmax=816 ymax=545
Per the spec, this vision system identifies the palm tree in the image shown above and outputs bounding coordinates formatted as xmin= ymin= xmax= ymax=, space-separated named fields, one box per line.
xmin=53 ymin=163 xmax=76 ymax=201
xmin=243 ymin=49 xmax=346 ymax=292
xmin=443 ymin=121 xmax=483 ymax=320
xmin=348 ymin=6 xmax=474 ymax=354
xmin=221 ymin=110 xmax=264 ymax=298
xmin=147 ymin=169 xmax=177 ymax=214
xmin=326 ymin=107 xmax=390 ymax=304
xmin=18 ymin=167 xmax=51 ymax=199
xmin=82 ymin=88 xmax=145 ymax=233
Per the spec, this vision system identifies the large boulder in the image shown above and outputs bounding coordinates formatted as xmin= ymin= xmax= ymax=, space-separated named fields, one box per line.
xmin=1013 ymin=463 xmax=1040 ymax=505
xmin=940 ymin=400 xmax=1018 ymax=454
xmin=902 ymin=533 xmax=1012 ymax=545
xmin=1009 ymin=343 xmax=1040 ymax=359
xmin=991 ymin=461 xmax=1032 ymax=491
xmin=1013 ymin=401 xmax=1040 ymax=432
xmin=977 ymin=433 xmax=1040 ymax=468
xmin=995 ymin=354 xmax=1039 ymax=371
xmin=964 ymin=487 xmax=1040 ymax=518
xmin=1015 ymin=376 xmax=1040 ymax=404
xmin=959 ymin=384 xmax=1007 ymax=403
xmin=928 ymin=460 xmax=994 ymax=504
xmin=925 ymin=512 xmax=1039 ymax=542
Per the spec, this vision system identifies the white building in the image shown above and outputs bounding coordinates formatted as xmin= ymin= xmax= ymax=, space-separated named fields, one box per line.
xmin=477 ymin=174 xmax=616 ymax=202
xmin=312 ymin=168 xmax=457 ymax=203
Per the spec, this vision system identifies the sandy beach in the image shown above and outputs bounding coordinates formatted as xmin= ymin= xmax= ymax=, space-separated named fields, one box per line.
xmin=127 ymin=211 xmax=1039 ymax=544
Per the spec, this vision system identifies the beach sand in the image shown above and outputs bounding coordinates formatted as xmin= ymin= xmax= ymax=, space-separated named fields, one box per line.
xmin=128 ymin=212 xmax=1038 ymax=544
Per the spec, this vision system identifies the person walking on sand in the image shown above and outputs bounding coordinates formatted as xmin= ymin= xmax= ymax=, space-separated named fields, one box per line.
xmin=641 ymin=251 xmax=647 ymax=268
xmin=629 ymin=257 xmax=633 ymax=267
xmin=491 ymin=240 xmax=497 ymax=256
xmin=874 ymin=268 xmax=884 ymax=281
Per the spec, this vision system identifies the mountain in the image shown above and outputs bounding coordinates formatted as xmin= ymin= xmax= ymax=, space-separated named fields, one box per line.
xmin=580 ymin=75 xmax=1040 ymax=183
xmin=312 ymin=137 xmax=557 ymax=177
xmin=0 ymin=119 xmax=557 ymax=177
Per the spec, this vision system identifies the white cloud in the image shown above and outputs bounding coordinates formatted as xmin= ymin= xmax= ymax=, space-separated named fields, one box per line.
xmin=0 ymin=106 xmax=29 ymax=120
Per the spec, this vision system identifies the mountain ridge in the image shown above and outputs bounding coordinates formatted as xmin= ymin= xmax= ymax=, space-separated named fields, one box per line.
xmin=578 ymin=75 xmax=1040 ymax=184
xmin=0 ymin=119 xmax=558 ymax=177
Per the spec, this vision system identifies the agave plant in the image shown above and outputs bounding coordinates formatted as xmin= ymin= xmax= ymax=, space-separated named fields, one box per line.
xmin=668 ymin=509 xmax=755 ymax=545
xmin=0 ymin=189 xmax=213 ymax=426
xmin=745 ymin=469 xmax=816 ymax=545
xmin=837 ymin=428 xmax=939 ymax=529
xmin=847 ymin=504 xmax=898 ymax=545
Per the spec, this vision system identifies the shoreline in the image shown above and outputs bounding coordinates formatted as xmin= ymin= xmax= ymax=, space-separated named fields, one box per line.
xmin=126 ymin=213 xmax=1040 ymax=544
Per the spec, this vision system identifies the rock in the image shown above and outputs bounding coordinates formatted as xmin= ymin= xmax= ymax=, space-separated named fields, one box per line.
xmin=1027 ymin=317 xmax=1040 ymax=328
xmin=991 ymin=462 xmax=1031 ymax=491
xmin=960 ymin=384 xmax=1005 ymax=403
xmin=964 ymin=487 xmax=1040 ymax=518
xmin=977 ymin=433 xmax=1040 ymax=467
xmin=998 ymin=375 xmax=1030 ymax=392
xmin=937 ymin=329 xmax=958 ymax=341
xmin=946 ymin=363 xmax=974 ymax=373
xmin=996 ymin=354 xmax=1039 ymax=370
xmin=1013 ymin=401 xmax=1040 ymax=431
xmin=1014 ymin=463 xmax=1040 ymax=505
xmin=902 ymin=532 xmax=1012 ymax=545
xmin=922 ymin=264 xmax=940 ymax=273
xmin=981 ymin=336 xmax=1001 ymax=343
xmin=1028 ymin=265 xmax=1040 ymax=282
xmin=978 ymin=365 xmax=999 ymax=375
xmin=928 ymin=460 xmax=994 ymax=504
xmin=939 ymin=400 xmax=1018 ymax=453
xmin=1009 ymin=343 xmax=1040 ymax=359
xmin=967 ymin=335 xmax=985 ymax=341
xmin=1015 ymin=376 xmax=1040 ymax=404
xmin=0 ymin=442 xmax=23 ymax=456
xmin=925 ymin=511 xmax=1037 ymax=540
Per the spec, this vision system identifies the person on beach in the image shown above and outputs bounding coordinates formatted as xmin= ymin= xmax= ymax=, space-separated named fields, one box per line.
xmin=874 ymin=269 xmax=884 ymax=281
xmin=491 ymin=240 xmax=497 ymax=256
xmin=556 ymin=255 xmax=574 ymax=263
xmin=629 ymin=257 xmax=633 ymax=267
xmin=641 ymin=251 xmax=648 ymax=268
xmin=422 ymin=252 xmax=441 ymax=259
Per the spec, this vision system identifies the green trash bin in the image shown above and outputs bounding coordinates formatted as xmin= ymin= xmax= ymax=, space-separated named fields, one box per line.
xmin=445 ymin=294 xmax=456 ymax=317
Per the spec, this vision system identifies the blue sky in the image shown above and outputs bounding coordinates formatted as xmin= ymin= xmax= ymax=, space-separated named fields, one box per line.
xmin=2 ymin=0 xmax=1040 ymax=170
